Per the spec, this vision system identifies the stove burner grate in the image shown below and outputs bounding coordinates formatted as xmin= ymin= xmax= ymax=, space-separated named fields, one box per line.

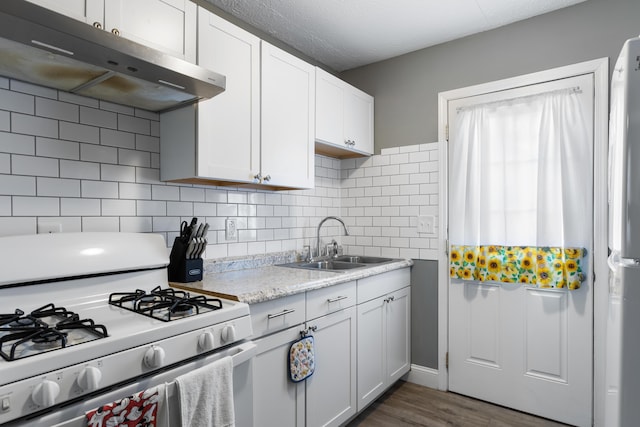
xmin=109 ymin=286 xmax=223 ymax=321
xmin=0 ymin=304 xmax=108 ymax=361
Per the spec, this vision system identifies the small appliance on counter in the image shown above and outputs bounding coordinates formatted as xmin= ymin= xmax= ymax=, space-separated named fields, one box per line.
xmin=169 ymin=217 xmax=209 ymax=282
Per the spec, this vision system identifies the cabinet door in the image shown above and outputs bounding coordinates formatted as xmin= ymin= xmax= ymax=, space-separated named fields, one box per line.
xmin=306 ymin=307 xmax=357 ymax=427
xmin=253 ymin=326 xmax=305 ymax=427
xmin=104 ymin=0 xmax=196 ymax=62
xmin=386 ymin=286 xmax=411 ymax=383
xmin=344 ymin=87 xmax=374 ymax=155
xmin=356 ymin=295 xmax=386 ymax=412
xmin=261 ymin=41 xmax=315 ymax=189
xmin=196 ymin=8 xmax=260 ymax=183
xmin=25 ymin=0 xmax=103 ymax=26
xmin=315 ymin=68 xmax=345 ymax=148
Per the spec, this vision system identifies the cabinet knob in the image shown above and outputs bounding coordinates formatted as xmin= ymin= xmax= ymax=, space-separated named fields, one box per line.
xmin=263 ymin=175 xmax=271 ymax=182
xmin=111 ymin=28 xmax=120 ymax=36
xmin=93 ymin=22 xmax=102 ymax=29
xmin=253 ymin=173 xmax=262 ymax=182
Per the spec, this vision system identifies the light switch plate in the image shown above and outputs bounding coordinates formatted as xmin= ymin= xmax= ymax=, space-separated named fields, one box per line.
xmin=417 ymin=215 xmax=435 ymax=235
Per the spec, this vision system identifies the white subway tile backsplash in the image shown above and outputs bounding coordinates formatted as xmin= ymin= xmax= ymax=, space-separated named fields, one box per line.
xmin=82 ymin=180 xmax=119 ymax=199
xmin=60 ymin=160 xmax=100 ymax=180
xmin=120 ymin=216 xmax=152 ymax=233
xmin=0 ymin=175 xmax=35 ymax=196
xmin=83 ymin=216 xmax=120 ymax=232
xmin=60 ymin=122 xmax=100 ymax=144
xmin=136 ymin=135 xmax=160 ymax=153
xmin=0 ymin=154 xmax=8 ymax=173
xmin=166 ymin=201 xmax=193 ymax=217
xmin=37 ymin=177 xmax=80 ymax=197
xmin=0 ymin=78 xmax=7 ymax=89
xmin=39 ymin=217 xmax=81 ymax=233
xmin=101 ymin=128 xmax=135 ymax=149
xmin=119 ymin=114 xmax=150 ymax=135
xmin=0 ymin=79 xmax=440 ymax=260
xmin=36 ymin=137 xmax=79 ymax=160
xmin=0 ymin=89 xmax=34 ymax=114
xmin=100 ymin=101 xmax=134 ymax=115
xmin=10 ymin=81 xmax=56 ymax=99
xmin=152 ymin=185 xmax=180 ymax=201
xmin=12 ymin=113 xmax=58 ymax=138
xmin=80 ymin=106 xmax=117 ymax=129
xmin=36 ymin=98 xmax=79 ymax=122
xmin=12 ymin=155 xmax=58 ymax=177
xmin=0 ymin=217 xmax=36 ymax=236
xmin=0 ymin=132 xmax=35 ymax=155
xmin=101 ymin=164 xmax=135 ymax=182
xmin=81 ymin=144 xmax=118 ymax=164
xmin=118 ymin=148 xmax=150 ymax=167
xmin=135 ymin=167 xmax=160 ymax=184
xmin=119 ymin=183 xmax=151 ymax=200
xmin=0 ymin=196 xmax=10 ymax=215
xmin=13 ymin=196 xmax=59 ymax=216
xmin=137 ymin=200 xmax=167 ymax=216
xmin=61 ymin=198 xmax=100 ymax=216
xmin=58 ymin=92 xmax=99 ymax=108
xmin=102 ymin=199 xmax=136 ymax=216
xmin=0 ymin=111 xmax=9 ymax=131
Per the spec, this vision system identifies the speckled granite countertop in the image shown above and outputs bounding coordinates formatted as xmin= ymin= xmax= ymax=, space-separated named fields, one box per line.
xmin=171 ymin=255 xmax=413 ymax=304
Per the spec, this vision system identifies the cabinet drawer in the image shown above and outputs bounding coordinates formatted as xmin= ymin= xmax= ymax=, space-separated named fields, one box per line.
xmin=306 ymin=281 xmax=356 ymax=321
xmin=357 ymin=268 xmax=411 ymax=304
xmin=250 ymin=293 xmax=306 ymax=338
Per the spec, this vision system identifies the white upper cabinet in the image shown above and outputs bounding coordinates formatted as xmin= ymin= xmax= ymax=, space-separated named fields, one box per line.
xmin=315 ymin=67 xmax=374 ymax=158
xmin=195 ymin=8 xmax=260 ymax=184
xmin=160 ymin=10 xmax=315 ymax=190
xmin=261 ymin=41 xmax=315 ymax=189
xmin=26 ymin=0 xmax=196 ymax=63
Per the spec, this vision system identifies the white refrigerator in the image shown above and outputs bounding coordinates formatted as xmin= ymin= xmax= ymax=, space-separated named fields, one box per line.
xmin=606 ymin=35 xmax=640 ymax=427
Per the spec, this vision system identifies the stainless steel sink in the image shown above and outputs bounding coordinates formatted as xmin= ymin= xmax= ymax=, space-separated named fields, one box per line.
xmin=278 ymin=255 xmax=398 ymax=272
xmin=333 ymin=255 xmax=394 ymax=264
xmin=279 ymin=260 xmax=367 ymax=271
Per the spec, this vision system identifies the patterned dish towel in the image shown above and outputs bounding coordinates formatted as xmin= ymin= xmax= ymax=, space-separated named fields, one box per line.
xmin=86 ymin=387 xmax=160 ymax=427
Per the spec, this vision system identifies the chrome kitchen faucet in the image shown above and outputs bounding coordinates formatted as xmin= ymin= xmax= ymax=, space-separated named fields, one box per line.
xmin=312 ymin=216 xmax=349 ymax=261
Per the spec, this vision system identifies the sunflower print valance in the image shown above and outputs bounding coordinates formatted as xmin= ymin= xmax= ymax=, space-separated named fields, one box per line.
xmin=449 ymin=245 xmax=586 ymax=290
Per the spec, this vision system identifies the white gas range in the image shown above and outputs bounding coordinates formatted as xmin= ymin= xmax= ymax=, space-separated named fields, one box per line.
xmin=0 ymin=232 xmax=253 ymax=426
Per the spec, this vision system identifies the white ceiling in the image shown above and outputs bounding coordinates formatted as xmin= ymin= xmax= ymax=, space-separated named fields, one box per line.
xmin=204 ymin=0 xmax=587 ymax=72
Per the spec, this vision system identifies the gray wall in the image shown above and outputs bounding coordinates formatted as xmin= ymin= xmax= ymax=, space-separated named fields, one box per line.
xmin=341 ymin=0 xmax=640 ymax=152
xmin=411 ymin=260 xmax=438 ymax=368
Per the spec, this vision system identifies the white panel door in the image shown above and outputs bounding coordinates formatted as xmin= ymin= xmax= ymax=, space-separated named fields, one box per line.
xmin=448 ymin=74 xmax=594 ymax=427
xmin=25 ymin=0 xmax=103 ymax=26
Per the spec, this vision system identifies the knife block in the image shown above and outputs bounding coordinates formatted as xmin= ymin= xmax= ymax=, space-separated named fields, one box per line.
xmin=168 ymin=237 xmax=203 ymax=283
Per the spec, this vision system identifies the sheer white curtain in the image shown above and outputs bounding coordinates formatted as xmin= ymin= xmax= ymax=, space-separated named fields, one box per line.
xmin=450 ymin=87 xmax=591 ymax=256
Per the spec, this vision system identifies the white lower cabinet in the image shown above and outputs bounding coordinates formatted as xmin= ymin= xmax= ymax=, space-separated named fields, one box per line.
xmin=251 ymin=268 xmax=410 ymax=426
xmin=253 ymin=326 xmax=306 ymax=427
xmin=356 ymin=269 xmax=411 ymax=412
xmin=305 ymin=304 xmax=356 ymax=426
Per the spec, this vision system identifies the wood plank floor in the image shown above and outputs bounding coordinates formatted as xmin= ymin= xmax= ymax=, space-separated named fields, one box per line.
xmin=346 ymin=381 xmax=570 ymax=427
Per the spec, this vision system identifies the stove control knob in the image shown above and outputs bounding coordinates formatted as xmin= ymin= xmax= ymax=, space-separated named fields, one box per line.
xmin=198 ymin=331 xmax=215 ymax=351
xmin=77 ymin=366 xmax=102 ymax=392
xmin=31 ymin=380 xmax=60 ymax=407
xmin=221 ymin=324 xmax=236 ymax=344
xmin=144 ymin=345 xmax=166 ymax=369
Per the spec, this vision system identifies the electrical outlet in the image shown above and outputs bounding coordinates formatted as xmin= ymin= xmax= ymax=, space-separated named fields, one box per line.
xmin=225 ymin=218 xmax=237 ymax=241
xmin=38 ymin=222 xmax=62 ymax=234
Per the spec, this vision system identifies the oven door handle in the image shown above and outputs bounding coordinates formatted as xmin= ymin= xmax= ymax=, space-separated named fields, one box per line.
xmin=230 ymin=342 xmax=257 ymax=367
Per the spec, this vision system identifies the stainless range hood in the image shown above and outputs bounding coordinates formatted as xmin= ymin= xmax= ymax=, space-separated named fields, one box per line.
xmin=0 ymin=1 xmax=225 ymax=112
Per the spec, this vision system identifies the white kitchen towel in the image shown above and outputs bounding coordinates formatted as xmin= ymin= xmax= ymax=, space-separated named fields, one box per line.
xmin=175 ymin=355 xmax=235 ymax=427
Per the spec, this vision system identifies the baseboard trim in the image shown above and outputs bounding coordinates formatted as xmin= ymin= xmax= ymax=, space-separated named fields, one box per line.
xmin=405 ymin=364 xmax=439 ymax=389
